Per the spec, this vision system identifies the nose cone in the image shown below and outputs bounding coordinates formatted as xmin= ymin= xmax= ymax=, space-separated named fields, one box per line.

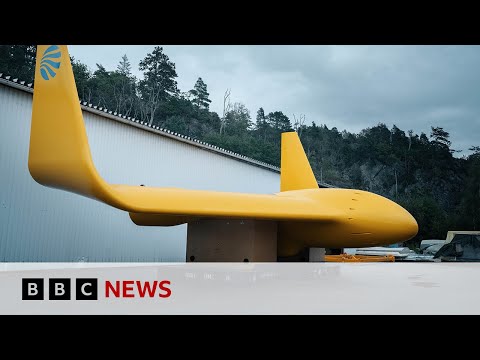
xmin=393 ymin=206 xmax=418 ymax=242
xmin=376 ymin=195 xmax=418 ymax=243
xmin=351 ymin=191 xmax=419 ymax=245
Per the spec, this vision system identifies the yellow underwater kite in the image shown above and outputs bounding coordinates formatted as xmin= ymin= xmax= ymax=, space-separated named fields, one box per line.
xmin=28 ymin=45 xmax=418 ymax=258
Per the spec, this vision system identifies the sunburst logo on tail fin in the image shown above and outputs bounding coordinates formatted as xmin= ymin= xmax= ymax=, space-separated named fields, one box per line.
xmin=40 ymin=45 xmax=61 ymax=80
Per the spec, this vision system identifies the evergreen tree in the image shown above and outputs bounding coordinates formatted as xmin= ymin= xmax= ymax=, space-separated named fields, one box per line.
xmin=0 ymin=45 xmax=36 ymax=83
xmin=255 ymin=107 xmax=269 ymax=141
xmin=224 ymin=102 xmax=252 ymax=136
xmin=430 ymin=126 xmax=451 ymax=148
xmin=266 ymin=111 xmax=292 ymax=133
xmin=189 ymin=77 xmax=212 ymax=110
xmin=113 ymin=55 xmax=137 ymax=117
xmin=117 ymin=54 xmax=131 ymax=76
xmin=456 ymin=146 xmax=480 ymax=230
xmin=420 ymin=132 xmax=429 ymax=144
xmin=90 ymin=64 xmax=114 ymax=109
xmin=266 ymin=111 xmax=292 ymax=146
xmin=138 ymin=46 xmax=178 ymax=126
xmin=70 ymin=56 xmax=92 ymax=102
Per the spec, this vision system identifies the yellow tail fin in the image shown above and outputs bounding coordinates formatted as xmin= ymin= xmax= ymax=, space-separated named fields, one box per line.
xmin=280 ymin=132 xmax=318 ymax=192
xmin=28 ymin=45 xmax=110 ymax=202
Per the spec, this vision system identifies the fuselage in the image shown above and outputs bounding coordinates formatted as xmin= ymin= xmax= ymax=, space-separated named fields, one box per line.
xmin=128 ymin=187 xmax=418 ymax=257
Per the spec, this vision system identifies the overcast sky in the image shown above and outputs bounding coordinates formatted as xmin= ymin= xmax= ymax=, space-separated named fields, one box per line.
xmin=69 ymin=45 xmax=480 ymax=156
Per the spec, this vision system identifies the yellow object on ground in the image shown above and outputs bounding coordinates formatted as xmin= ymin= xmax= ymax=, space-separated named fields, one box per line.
xmin=325 ymin=254 xmax=395 ymax=262
xmin=28 ymin=45 xmax=418 ymax=257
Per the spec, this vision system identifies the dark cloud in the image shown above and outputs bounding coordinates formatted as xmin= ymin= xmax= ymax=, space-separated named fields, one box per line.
xmin=69 ymin=45 xmax=480 ymax=155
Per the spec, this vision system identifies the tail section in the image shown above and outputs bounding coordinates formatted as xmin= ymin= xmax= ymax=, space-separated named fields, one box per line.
xmin=280 ymin=132 xmax=318 ymax=192
xmin=28 ymin=45 xmax=109 ymax=202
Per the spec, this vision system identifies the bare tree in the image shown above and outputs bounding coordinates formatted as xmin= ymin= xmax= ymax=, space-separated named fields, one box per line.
xmin=394 ymin=167 xmax=398 ymax=199
xmin=112 ymin=75 xmax=136 ymax=117
xmin=408 ymin=129 xmax=414 ymax=151
xmin=293 ymin=114 xmax=306 ymax=137
xmin=138 ymin=98 xmax=149 ymax=124
xmin=220 ymin=88 xmax=231 ymax=135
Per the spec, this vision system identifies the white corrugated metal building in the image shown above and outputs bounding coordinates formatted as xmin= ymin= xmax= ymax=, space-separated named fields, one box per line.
xmin=0 ymin=75 xmax=287 ymax=261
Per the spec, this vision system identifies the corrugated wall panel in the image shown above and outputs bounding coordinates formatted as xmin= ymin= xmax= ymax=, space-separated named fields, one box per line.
xmin=0 ymin=84 xmax=280 ymax=261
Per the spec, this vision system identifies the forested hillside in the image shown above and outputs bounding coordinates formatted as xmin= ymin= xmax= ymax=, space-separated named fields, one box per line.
xmin=1 ymin=45 xmax=479 ymax=248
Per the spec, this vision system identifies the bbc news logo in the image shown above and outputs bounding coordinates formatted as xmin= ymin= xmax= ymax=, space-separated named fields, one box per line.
xmin=22 ymin=278 xmax=98 ymax=300
xmin=22 ymin=278 xmax=171 ymax=300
